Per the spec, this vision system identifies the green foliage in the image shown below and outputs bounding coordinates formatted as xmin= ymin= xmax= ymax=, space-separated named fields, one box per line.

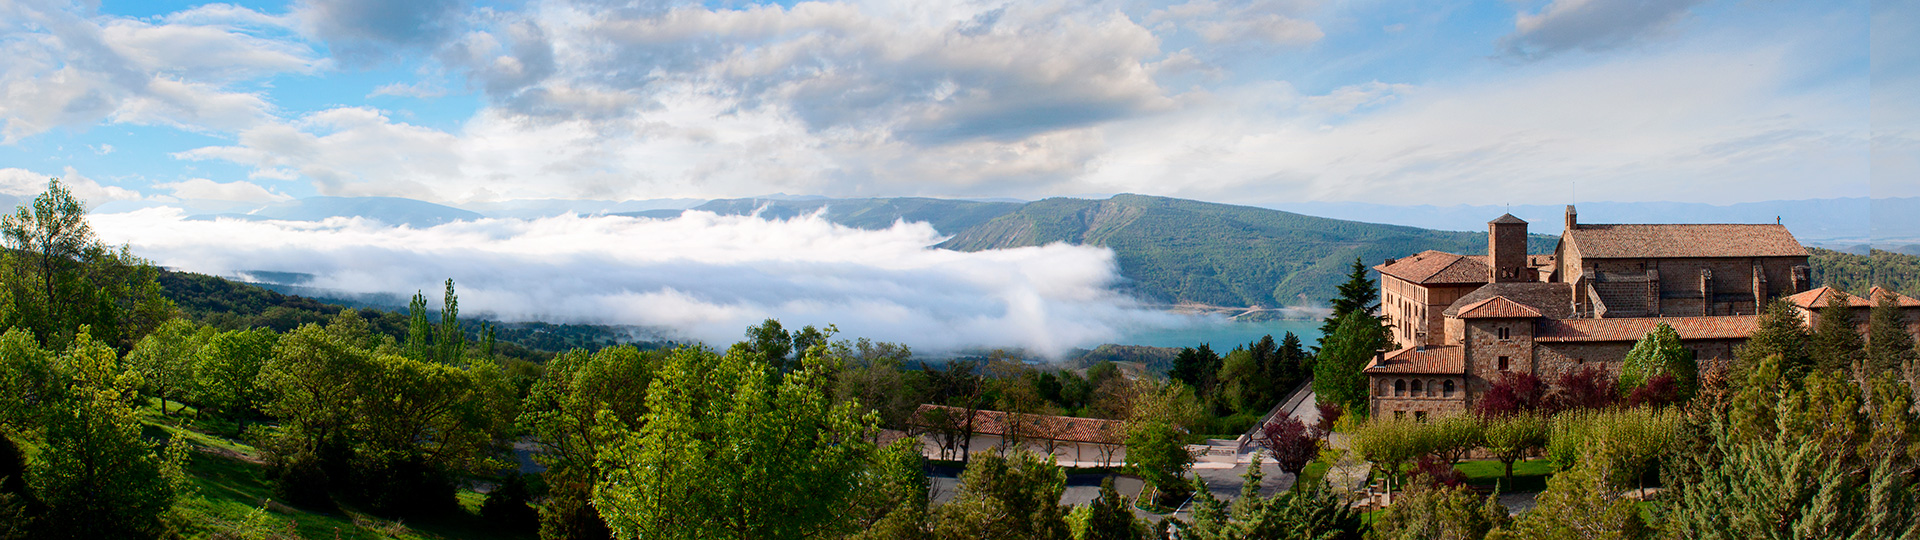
xmin=1867 ymin=294 xmax=1917 ymax=375
xmin=1618 ymin=323 xmax=1698 ymax=401
xmin=1322 ymin=258 xmax=1381 ymax=338
xmin=518 ymin=346 xmax=658 ymax=477
xmin=26 ymin=330 xmax=186 ymax=539
xmin=1490 ymin=461 xmax=1648 ymax=540
xmin=1351 ymin=416 xmax=1434 ymax=486
xmin=1735 ymin=301 xmax=1810 ymax=380
xmin=1481 ymin=414 xmax=1550 ymax=489
xmin=847 ymin=439 xmax=933 ymax=540
xmin=1123 ymin=420 xmax=1192 ymax=505
xmin=1173 ymin=478 xmax=1363 ymax=540
xmin=1314 ymin=311 xmax=1388 ymax=414
xmin=1074 ymin=477 xmax=1145 ymax=540
xmin=126 ymin=317 xmax=211 ymax=415
xmin=257 ymin=311 xmax=512 ymax=514
xmin=1544 ymin=408 xmax=1681 ymax=487
xmin=1371 ymin=483 xmax=1509 ymax=540
xmin=592 ymin=344 xmax=877 ymax=540
xmin=0 ymin=179 xmax=173 ymax=351
xmin=190 ymin=327 xmax=278 ymax=420
xmin=1810 ymin=294 xmax=1865 ymax=373
xmin=1807 ymin=247 xmax=1920 ymax=298
xmin=1660 ymin=409 xmax=1919 ymax=540
xmin=930 ymin=451 xmax=1071 ymax=540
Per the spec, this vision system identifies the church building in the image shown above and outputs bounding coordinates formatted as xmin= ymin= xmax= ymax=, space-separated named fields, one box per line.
xmin=1363 ymin=205 xmax=1854 ymax=419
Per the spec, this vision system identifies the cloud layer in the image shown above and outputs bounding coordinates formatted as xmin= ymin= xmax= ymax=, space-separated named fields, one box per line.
xmin=91 ymin=207 xmax=1191 ymax=356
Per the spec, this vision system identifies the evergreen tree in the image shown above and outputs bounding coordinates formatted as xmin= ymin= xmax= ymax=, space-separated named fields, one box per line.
xmin=1810 ymin=293 xmax=1864 ymax=373
xmin=1169 ymin=344 xmax=1221 ymax=395
xmin=406 ymin=291 xmax=433 ymax=362
xmin=1081 ymin=477 xmax=1145 ymax=540
xmin=1867 ymin=293 xmax=1917 ymax=375
xmin=1320 ymin=258 xmax=1382 ymax=340
xmin=1735 ymin=299 xmax=1809 ymax=379
xmin=1314 ymin=311 xmax=1389 ymax=414
xmin=930 ymin=451 xmax=1071 ymax=540
xmin=1371 ymin=482 xmax=1508 ymax=540
xmin=1489 ymin=461 xmax=1647 ymax=540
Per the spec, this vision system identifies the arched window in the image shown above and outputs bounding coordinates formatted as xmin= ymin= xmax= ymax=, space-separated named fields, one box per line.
xmin=1443 ymin=379 xmax=1456 ymax=397
xmin=1410 ymin=380 xmax=1424 ymax=396
xmin=1426 ymin=379 xmax=1437 ymax=397
xmin=1395 ymin=379 xmax=1406 ymax=396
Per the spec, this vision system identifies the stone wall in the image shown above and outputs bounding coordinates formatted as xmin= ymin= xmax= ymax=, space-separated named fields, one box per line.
xmin=1463 ymin=319 xmax=1535 ymax=400
xmin=1369 ymin=374 xmax=1468 ymax=419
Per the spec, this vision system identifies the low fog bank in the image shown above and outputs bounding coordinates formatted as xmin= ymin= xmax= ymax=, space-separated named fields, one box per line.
xmin=93 ymin=208 xmax=1206 ymax=357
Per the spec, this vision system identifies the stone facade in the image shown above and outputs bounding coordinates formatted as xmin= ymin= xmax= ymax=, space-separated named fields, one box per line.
xmin=1364 ymin=206 xmax=1844 ymax=419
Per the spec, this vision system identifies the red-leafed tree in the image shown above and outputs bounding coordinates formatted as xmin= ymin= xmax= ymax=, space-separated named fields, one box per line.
xmin=1315 ymin=401 xmax=1344 ymax=433
xmin=1623 ymin=373 xmax=1680 ymax=408
xmin=1257 ymin=415 xmax=1324 ymax=476
xmin=1552 ymin=366 xmax=1619 ymax=411
xmin=1473 ymin=371 xmax=1550 ymax=418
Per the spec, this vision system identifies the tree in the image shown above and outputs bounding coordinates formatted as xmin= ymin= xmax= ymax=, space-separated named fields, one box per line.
xmin=1352 ymin=416 xmax=1434 ymax=495
xmin=190 ymin=327 xmax=277 ymax=421
xmin=1481 ymin=414 xmax=1548 ymax=489
xmin=931 ymin=451 xmax=1070 ymax=540
xmin=1256 ymin=415 xmax=1321 ymax=477
xmin=1662 ymin=411 xmax=1916 ymax=540
xmin=0 ymin=179 xmax=171 ymax=350
xmin=1173 ymin=478 xmax=1363 ymax=540
xmin=124 ymin=317 xmax=208 ymax=416
xmin=1321 ymin=258 xmax=1381 ymax=339
xmin=27 ymin=330 xmax=189 ymax=539
xmin=1810 ymin=293 xmax=1865 ymax=373
xmin=1428 ymin=414 xmax=1485 ymax=468
xmin=1488 ymin=461 xmax=1648 ymax=540
xmin=1169 ymin=345 xmax=1221 ymax=397
xmin=744 ymin=318 xmax=793 ymax=371
xmin=1475 ymin=371 xmax=1551 ymax=417
xmin=1314 ymin=310 xmax=1389 ymax=414
xmin=1617 ymin=322 xmax=1697 ymax=401
xmin=1551 ymin=365 xmax=1618 ymax=412
xmin=1371 ymin=482 xmax=1509 ymax=540
xmin=593 ymin=345 xmax=878 ymax=540
xmin=847 ymin=439 xmax=932 ymax=540
xmin=437 ymin=278 xmax=465 ymax=365
xmin=1735 ymin=299 xmax=1809 ymax=379
xmin=1868 ymin=293 xmax=1917 ymax=375
xmin=1077 ymin=477 xmax=1146 ymax=540
xmin=1124 ymin=419 xmax=1192 ymax=506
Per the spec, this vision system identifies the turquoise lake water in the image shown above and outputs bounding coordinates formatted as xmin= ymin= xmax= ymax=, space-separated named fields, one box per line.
xmin=1109 ymin=318 xmax=1325 ymax=350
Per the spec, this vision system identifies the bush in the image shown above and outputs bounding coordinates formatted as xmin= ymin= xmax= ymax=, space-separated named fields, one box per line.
xmin=481 ymin=472 xmax=538 ymax=530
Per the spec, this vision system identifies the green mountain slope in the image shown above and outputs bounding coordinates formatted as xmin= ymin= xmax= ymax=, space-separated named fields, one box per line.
xmin=937 ymin=194 xmax=1554 ymax=307
xmin=669 ymin=194 xmax=1554 ymax=308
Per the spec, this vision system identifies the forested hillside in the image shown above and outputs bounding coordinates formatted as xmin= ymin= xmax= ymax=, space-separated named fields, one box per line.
xmin=1809 ymin=247 xmax=1920 ymax=296
xmin=668 ymin=194 xmax=1556 ymax=308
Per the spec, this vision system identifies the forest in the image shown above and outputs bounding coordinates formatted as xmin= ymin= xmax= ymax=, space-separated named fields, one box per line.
xmin=0 ymin=180 xmax=1917 ymax=540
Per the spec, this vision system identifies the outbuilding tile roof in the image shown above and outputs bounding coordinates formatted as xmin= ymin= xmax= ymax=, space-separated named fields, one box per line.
xmin=1455 ymin=296 xmax=1545 ymax=319
xmin=1534 ymin=316 xmax=1760 ymax=343
xmin=1375 ymin=250 xmax=1491 ymax=285
xmin=1870 ymin=286 xmax=1920 ymax=307
xmin=1443 ymin=282 xmax=1575 ymax=319
xmin=1783 ymin=286 xmax=1873 ymax=309
xmin=910 ymin=404 xmax=1125 ymax=444
xmin=1365 ymin=345 xmax=1465 ymax=374
xmin=1565 ymin=224 xmax=1807 ymax=259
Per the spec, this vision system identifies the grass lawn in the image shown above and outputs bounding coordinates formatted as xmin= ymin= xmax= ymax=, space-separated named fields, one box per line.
xmin=134 ymin=401 xmax=536 ymax=540
xmin=1455 ymin=459 xmax=1554 ymax=493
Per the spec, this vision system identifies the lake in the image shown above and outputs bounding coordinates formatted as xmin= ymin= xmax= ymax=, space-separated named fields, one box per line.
xmin=1109 ymin=317 xmax=1325 ymax=350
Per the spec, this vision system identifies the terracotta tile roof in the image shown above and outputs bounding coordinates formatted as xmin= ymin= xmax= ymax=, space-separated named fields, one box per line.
xmin=1375 ymin=250 xmax=1492 ymax=285
xmin=910 ymin=404 xmax=1124 ymax=444
xmin=1870 ymin=286 xmax=1920 ymax=307
xmin=1783 ymin=286 xmax=1873 ymax=309
xmin=1443 ymin=282 xmax=1576 ymax=319
xmin=1456 ymin=296 xmax=1544 ymax=319
xmin=1365 ymin=345 xmax=1465 ymax=374
xmin=1490 ymin=213 xmax=1528 ymax=225
xmin=1565 ymin=224 xmax=1807 ymax=259
xmin=1535 ymin=316 xmax=1760 ymax=343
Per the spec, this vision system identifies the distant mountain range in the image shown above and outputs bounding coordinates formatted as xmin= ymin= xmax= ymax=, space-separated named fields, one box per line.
xmin=94 ymin=193 xmax=1918 ymax=308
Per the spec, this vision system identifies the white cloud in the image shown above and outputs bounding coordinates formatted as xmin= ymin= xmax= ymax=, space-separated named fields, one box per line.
xmin=368 ymin=80 xmax=448 ymax=99
xmin=0 ymin=0 xmax=315 ymax=141
xmin=159 ymin=178 xmax=292 ymax=203
xmin=90 ymin=207 xmax=1191 ymax=356
xmin=0 ymin=167 xmax=144 ymax=207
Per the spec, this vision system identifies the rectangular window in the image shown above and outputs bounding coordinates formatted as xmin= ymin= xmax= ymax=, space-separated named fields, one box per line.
xmin=1498 ymin=327 xmax=1510 ymax=340
xmin=1394 ymin=411 xmax=1406 ymax=420
xmin=1498 ymin=356 xmax=1510 ymax=371
xmin=1414 ymin=411 xmax=1428 ymax=422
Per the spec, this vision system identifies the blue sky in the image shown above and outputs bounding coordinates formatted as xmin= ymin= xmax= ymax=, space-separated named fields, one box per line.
xmin=0 ymin=0 xmax=1904 ymax=208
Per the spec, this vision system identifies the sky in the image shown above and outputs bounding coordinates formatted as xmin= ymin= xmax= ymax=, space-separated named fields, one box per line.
xmin=0 ymin=0 xmax=1907 ymax=353
xmin=0 ymin=0 xmax=1904 ymax=209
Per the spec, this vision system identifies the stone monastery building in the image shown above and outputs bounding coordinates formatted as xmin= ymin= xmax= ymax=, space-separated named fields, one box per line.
xmin=1362 ymin=205 xmax=1920 ymax=419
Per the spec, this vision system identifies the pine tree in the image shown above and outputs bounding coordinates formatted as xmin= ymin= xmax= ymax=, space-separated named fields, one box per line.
xmin=1082 ymin=476 xmax=1145 ymax=540
xmin=1867 ymin=293 xmax=1917 ymax=376
xmin=1314 ymin=311 xmax=1389 ymax=414
xmin=1810 ymin=293 xmax=1864 ymax=373
xmin=1734 ymin=299 xmax=1808 ymax=379
xmin=1320 ymin=258 xmax=1381 ymax=339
